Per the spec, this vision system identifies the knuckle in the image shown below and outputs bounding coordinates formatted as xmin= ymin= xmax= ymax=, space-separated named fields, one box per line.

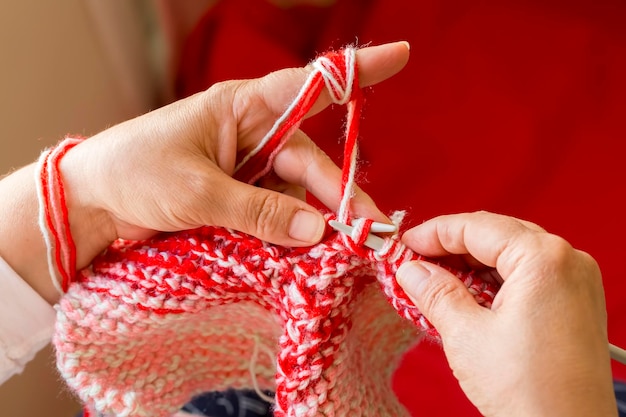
xmin=534 ymin=233 xmax=602 ymax=284
xmin=247 ymin=192 xmax=285 ymax=238
xmin=204 ymin=79 xmax=249 ymax=115
xmin=576 ymin=249 xmax=600 ymax=272
xmin=538 ymin=233 xmax=576 ymax=266
xmin=419 ymin=277 xmax=464 ymax=319
xmin=206 ymin=79 xmax=241 ymax=97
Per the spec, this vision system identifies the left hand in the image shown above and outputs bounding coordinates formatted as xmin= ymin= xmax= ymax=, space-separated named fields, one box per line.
xmin=0 ymin=42 xmax=410 ymax=304
xmin=60 ymin=42 xmax=409 ymax=266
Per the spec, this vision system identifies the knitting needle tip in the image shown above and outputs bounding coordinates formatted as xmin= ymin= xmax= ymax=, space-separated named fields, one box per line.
xmin=367 ymin=221 xmax=398 ymax=234
xmin=328 ymin=220 xmax=386 ymax=251
xmin=610 ymin=343 xmax=626 ymax=365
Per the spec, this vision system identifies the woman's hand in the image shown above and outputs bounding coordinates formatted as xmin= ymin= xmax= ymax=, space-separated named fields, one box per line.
xmin=0 ymin=41 xmax=409 ymax=304
xmin=396 ymin=211 xmax=617 ymax=417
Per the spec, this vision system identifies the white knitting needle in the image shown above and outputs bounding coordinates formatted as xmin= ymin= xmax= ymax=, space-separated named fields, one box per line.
xmin=328 ymin=220 xmax=387 ymax=251
xmin=329 ymin=221 xmax=626 ymax=366
xmin=367 ymin=221 xmax=398 ymax=234
xmin=610 ymin=343 xmax=626 ymax=365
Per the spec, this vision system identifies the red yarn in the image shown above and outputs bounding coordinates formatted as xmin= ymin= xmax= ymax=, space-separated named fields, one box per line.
xmin=37 ymin=137 xmax=84 ymax=293
xmin=234 ymin=49 xmax=361 ymax=193
xmin=340 ymin=83 xmax=362 ymax=210
xmin=233 ymin=71 xmax=324 ymax=185
xmin=352 ymin=218 xmax=374 ymax=247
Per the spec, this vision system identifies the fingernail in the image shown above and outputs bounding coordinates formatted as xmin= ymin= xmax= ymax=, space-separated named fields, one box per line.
xmin=289 ymin=210 xmax=325 ymax=243
xmin=396 ymin=261 xmax=432 ymax=288
xmin=399 ymin=40 xmax=411 ymax=51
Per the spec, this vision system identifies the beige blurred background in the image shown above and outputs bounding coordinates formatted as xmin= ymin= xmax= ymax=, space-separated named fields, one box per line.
xmin=0 ymin=1 xmax=213 ymax=415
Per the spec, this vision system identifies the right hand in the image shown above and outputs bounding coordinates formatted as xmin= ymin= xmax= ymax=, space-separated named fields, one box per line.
xmin=396 ymin=211 xmax=617 ymax=417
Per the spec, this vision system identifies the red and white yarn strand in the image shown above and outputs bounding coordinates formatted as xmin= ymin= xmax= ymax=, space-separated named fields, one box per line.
xmin=235 ymin=48 xmax=363 ymax=208
xmin=232 ymin=47 xmax=366 ymax=247
xmin=35 ymin=137 xmax=83 ymax=294
xmin=317 ymin=49 xmax=362 ymax=226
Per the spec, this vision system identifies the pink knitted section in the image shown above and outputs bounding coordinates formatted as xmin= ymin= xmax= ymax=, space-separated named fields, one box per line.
xmin=54 ymin=224 xmax=497 ymax=417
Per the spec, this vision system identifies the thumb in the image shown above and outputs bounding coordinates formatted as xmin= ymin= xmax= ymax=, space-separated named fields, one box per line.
xmin=396 ymin=261 xmax=485 ymax=336
xmin=220 ymin=177 xmax=326 ymax=247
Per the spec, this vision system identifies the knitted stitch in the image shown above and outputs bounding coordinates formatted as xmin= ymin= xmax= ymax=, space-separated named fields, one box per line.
xmin=52 ymin=47 xmax=498 ymax=417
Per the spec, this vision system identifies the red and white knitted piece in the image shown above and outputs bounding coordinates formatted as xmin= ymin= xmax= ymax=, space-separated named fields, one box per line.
xmin=52 ymin=47 xmax=498 ymax=417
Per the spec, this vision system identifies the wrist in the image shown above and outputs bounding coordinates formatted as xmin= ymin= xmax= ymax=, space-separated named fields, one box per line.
xmin=486 ymin=360 xmax=617 ymax=417
xmin=59 ymin=139 xmax=118 ymax=273
xmin=0 ymin=139 xmax=116 ymax=305
xmin=0 ymin=164 xmax=61 ymax=304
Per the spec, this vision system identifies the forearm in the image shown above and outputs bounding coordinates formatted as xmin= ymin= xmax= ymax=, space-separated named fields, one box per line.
xmin=0 ymin=157 xmax=113 ymax=305
xmin=0 ymin=164 xmax=58 ymax=304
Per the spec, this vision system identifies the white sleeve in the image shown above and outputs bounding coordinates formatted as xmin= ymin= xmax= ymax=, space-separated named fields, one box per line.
xmin=0 ymin=256 xmax=56 ymax=385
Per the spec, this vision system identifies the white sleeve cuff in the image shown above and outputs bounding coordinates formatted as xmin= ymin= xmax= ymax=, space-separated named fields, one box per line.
xmin=0 ymin=256 xmax=56 ymax=385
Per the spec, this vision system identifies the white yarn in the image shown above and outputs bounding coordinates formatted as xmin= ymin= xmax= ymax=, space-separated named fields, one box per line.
xmin=250 ymin=334 xmax=276 ymax=404
xmin=312 ymin=48 xmax=356 ymax=105
xmin=35 ymin=146 xmax=65 ymax=296
xmin=234 ymin=48 xmax=357 ymax=177
xmin=336 ymin=139 xmax=358 ymax=224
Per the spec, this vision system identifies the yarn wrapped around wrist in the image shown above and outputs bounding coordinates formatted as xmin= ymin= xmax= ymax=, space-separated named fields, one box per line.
xmin=36 ymin=136 xmax=85 ymax=294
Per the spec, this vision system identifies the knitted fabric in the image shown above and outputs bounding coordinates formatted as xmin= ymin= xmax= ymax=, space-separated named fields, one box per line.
xmin=53 ymin=47 xmax=498 ymax=417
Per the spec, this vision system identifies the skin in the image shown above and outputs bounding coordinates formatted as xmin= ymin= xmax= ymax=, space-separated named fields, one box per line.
xmin=0 ymin=41 xmax=410 ymax=305
xmin=396 ymin=211 xmax=617 ymax=417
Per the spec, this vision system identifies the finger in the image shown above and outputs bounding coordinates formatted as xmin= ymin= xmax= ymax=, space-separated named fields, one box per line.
xmin=396 ymin=260 xmax=488 ymax=336
xmin=256 ymin=171 xmax=307 ymax=201
xmin=257 ymin=41 xmax=411 ymax=119
xmin=215 ymin=177 xmax=326 ymax=247
xmin=401 ymin=211 xmax=545 ymax=270
xmin=272 ymin=130 xmax=389 ymax=223
xmin=283 ymin=185 xmax=306 ymax=201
